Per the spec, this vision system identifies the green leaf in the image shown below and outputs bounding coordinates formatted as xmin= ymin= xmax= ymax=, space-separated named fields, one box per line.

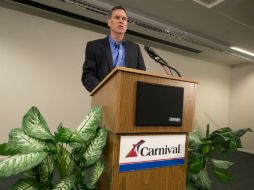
xmin=186 ymin=184 xmax=198 ymax=190
xmin=210 ymin=127 xmax=238 ymax=153
xmin=23 ymin=165 xmax=54 ymax=189
xmin=11 ymin=178 xmax=40 ymax=190
xmin=71 ymin=147 xmax=86 ymax=166
xmin=38 ymin=155 xmax=54 ymax=183
xmin=84 ymin=160 xmax=104 ymax=189
xmin=234 ymin=128 xmax=253 ymax=138
xmin=75 ymin=183 xmax=89 ymax=190
xmin=22 ymin=106 xmax=53 ymax=140
xmin=77 ymin=106 xmax=102 ymax=143
xmin=205 ymin=124 xmax=210 ymax=138
xmin=193 ymin=169 xmax=212 ymax=190
xmin=39 ymin=184 xmax=54 ymax=190
xmin=188 ymin=129 xmax=202 ymax=150
xmin=65 ymin=150 xmax=76 ymax=176
xmin=84 ymin=127 xmax=107 ymax=167
xmin=233 ymin=128 xmax=253 ymax=148
xmin=201 ymin=144 xmax=213 ymax=155
xmin=53 ymin=175 xmax=75 ymax=190
xmin=211 ymin=159 xmax=234 ymax=170
xmin=0 ymin=152 xmax=48 ymax=177
xmin=210 ymin=127 xmax=234 ymax=142
xmin=0 ymin=143 xmax=20 ymax=156
xmin=75 ymin=173 xmax=88 ymax=190
xmin=189 ymin=155 xmax=203 ymax=174
xmin=55 ymin=123 xmax=83 ymax=146
xmin=8 ymin=128 xmax=48 ymax=153
xmin=213 ymin=168 xmax=233 ymax=182
xmin=228 ymin=140 xmax=238 ymax=151
xmin=214 ymin=138 xmax=237 ymax=153
xmin=23 ymin=167 xmax=37 ymax=179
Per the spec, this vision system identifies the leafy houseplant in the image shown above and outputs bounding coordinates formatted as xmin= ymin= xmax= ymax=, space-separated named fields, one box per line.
xmin=187 ymin=124 xmax=252 ymax=190
xmin=0 ymin=106 xmax=107 ymax=190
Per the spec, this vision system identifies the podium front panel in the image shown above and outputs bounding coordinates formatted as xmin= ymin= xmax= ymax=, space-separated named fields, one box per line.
xmin=135 ymin=81 xmax=184 ymax=126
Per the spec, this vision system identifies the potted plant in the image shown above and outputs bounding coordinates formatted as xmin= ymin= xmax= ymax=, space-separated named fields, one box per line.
xmin=187 ymin=124 xmax=252 ymax=190
xmin=0 ymin=106 xmax=107 ymax=190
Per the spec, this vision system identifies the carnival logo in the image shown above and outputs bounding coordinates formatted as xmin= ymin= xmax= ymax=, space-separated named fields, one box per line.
xmin=125 ymin=139 xmax=181 ymax=158
xmin=120 ymin=135 xmax=185 ymax=172
xmin=125 ymin=140 xmax=145 ymax=158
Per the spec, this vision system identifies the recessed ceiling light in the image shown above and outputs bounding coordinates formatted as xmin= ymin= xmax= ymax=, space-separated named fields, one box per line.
xmin=192 ymin=0 xmax=225 ymax=8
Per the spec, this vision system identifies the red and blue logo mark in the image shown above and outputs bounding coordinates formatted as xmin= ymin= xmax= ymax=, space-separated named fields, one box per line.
xmin=125 ymin=140 xmax=145 ymax=158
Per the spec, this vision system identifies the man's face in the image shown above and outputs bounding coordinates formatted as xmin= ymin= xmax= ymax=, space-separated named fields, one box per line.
xmin=108 ymin=9 xmax=128 ymax=35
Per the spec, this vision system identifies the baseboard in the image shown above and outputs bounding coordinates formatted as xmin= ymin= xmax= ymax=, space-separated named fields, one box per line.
xmin=238 ymin=148 xmax=254 ymax=154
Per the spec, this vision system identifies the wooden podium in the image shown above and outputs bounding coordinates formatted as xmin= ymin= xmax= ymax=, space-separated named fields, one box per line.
xmin=90 ymin=67 xmax=197 ymax=190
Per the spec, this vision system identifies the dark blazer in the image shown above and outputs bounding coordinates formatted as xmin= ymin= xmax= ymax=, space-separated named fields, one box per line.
xmin=82 ymin=36 xmax=146 ymax=92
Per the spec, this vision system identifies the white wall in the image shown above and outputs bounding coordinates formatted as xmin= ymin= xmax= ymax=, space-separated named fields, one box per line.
xmin=0 ymin=6 xmax=244 ymax=149
xmin=142 ymin=47 xmax=231 ymax=133
xmin=0 ymin=6 xmax=94 ymax=142
xmin=229 ymin=64 xmax=254 ymax=150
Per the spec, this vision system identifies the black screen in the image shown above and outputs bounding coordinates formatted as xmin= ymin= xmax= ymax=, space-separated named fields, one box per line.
xmin=135 ymin=81 xmax=184 ymax=126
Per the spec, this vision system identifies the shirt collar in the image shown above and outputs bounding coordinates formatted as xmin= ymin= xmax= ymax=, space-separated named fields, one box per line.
xmin=108 ymin=35 xmax=125 ymax=48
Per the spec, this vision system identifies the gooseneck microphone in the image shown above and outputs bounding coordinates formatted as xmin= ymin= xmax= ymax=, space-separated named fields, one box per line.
xmin=144 ymin=45 xmax=159 ymax=57
xmin=144 ymin=45 xmax=182 ymax=77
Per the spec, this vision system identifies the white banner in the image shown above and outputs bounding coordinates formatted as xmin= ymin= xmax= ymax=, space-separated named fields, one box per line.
xmin=119 ymin=134 xmax=186 ymax=172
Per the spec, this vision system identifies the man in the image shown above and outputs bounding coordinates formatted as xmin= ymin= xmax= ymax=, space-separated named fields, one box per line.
xmin=82 ymin=6 xmax=146 ymax=92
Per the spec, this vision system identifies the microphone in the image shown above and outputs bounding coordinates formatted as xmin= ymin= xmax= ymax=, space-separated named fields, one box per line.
xmin=144 ymin=45 xmax=159 ymax=57
xmin=144 ymin=45 xmax=182 ymax=77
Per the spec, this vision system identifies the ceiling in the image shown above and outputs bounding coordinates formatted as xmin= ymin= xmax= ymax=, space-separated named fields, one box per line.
xmin=2 ymin=0 xmax=254 ymax=66
xmin=88 ymin=0 xmax=254 ymax=66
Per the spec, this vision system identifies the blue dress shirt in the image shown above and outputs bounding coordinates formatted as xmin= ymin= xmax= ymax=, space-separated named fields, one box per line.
xmin=108 ymin=35 xmax=125 ymax=67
